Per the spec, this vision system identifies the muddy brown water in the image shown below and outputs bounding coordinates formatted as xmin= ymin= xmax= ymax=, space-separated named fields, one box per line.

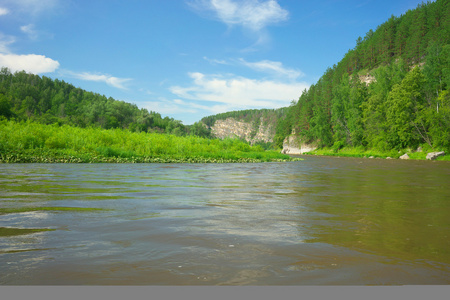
xmin=0 ymin=156 xmax=449 ymax=285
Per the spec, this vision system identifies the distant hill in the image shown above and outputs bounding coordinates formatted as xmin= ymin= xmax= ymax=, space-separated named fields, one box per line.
xmin=0 ymin=68 xmax=190 ymax=136
xmin=276 ymin=0 xmax=450 ymax=152
xmin=0 ymin=67 xmax=285 ymax=144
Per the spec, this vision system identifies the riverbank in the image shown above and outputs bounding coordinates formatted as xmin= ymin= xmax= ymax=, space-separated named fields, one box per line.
xmin=0 ymin=119 xmax=300 ymax=163
xmin=0 ymin=149 xmax=298 ymax=163
xmin=303 ymin=146 xmax=449 ymax=161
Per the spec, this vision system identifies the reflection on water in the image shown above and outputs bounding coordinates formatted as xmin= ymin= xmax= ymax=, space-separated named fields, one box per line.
xmin=0 ymin=157 xmax=449 ymax=285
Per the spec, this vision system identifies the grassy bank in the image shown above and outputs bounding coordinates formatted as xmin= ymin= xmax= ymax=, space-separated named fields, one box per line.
xmin=0 ymin=119 xmax=300 ymax=163
xmin=304 ymin=146 xmax=449 ymax=161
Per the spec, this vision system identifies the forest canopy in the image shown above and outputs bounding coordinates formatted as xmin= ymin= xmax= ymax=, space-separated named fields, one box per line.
xmin=0 ymin=68 xmax=203 ymax=137
xmin=274 ymin=0 xmax=450 ymax=152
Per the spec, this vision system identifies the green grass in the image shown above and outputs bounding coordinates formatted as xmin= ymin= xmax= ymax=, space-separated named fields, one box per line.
xmin=304 ymin=146 xmax=449 ymax=161
xmin=0 ymin=119 xmax=301 ymax=163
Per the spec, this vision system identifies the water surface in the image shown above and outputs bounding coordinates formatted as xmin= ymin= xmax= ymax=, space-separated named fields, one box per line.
xmin=1 ymin=156 xmax=449 ymax=285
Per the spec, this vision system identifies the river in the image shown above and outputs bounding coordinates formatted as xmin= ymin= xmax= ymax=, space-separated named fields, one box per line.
xmin=0 ymin=156 xmax=449 ymax=285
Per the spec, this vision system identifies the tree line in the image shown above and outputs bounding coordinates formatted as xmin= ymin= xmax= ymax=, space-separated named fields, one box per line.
xmin=275 ymin=0 xmax=450 ymax=152
xmin=0 ymin=68 xmax=211 ymax=137
xmin=0 ymin=67 xmax=286 ymax=143
xmin=201 ymin=108 xmax=287 ymax=128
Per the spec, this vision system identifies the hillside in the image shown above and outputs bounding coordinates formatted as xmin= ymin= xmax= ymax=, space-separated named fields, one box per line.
xmin=275 ymin=0 xmax=450 ymax=153
xmin=1 ymin=0 xmax=449 ymax=156
xmin=0 ymin=69 xmax=195 ymax=136
xmin=0 ymin=68 xmax=285 ymax=147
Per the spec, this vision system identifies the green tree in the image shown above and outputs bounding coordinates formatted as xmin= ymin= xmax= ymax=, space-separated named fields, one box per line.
xmin=385 ymin=67 xmax=426 ymax=148
xmin=190 ymin=122 xmax=211 ymax=138
xmin=423 ymin=42 xmax=447 ymax=100
xmin=0 ymin=93 xmax=14 ymax=119
xmin=425 ymin=90 xmax=450 ymax=149
xmin=347 ymin=75 xmax=367 ymax=146
xmin=331 ymin=73 xmax=351 ymax=144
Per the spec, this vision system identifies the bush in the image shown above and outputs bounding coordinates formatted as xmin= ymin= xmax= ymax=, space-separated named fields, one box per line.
xmin=332 ymin=141 xmax=345 ymax=153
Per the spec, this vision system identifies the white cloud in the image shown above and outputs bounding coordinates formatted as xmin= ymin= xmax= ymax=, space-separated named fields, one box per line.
xmin=4 ymin=0 xmax=61 ymax=16
xmin=141 ymin=97 xmax=238 ymax=124
xmin=20 ymin=24 xmax=39 ymax=40
xmin=0 ymin=30 xmax=58 ymax=74
xmin=189 ymin=0 xmax=288 ymax=49
xmin=0 ymin=53 xmax=59 ymax=73
xmin=0 ymin=7 xmax=9 ymax=16
xmin=170 ymin=72 xmax=308 ymax=109
xmin=20 ymin=23 xmax=53 ymax=41
xmin=67 ymin=71 xmax=132 ymax=90
xmin=0 ymin=33 xmax=15 ymax=53
xmin=239 ymin=58 xmax=304 ymax=80
xmin=203 ymin=56 xmax=227 ymax=65
xmin=191 ymin=0 xmax=289 ymax=31
xmin=203 ymin=57 xmax=304 ymax=80
xmin=138 ymin=88 xmax=153 ymax=95
xmin=143 ymin=98 xmax=198 ymax=115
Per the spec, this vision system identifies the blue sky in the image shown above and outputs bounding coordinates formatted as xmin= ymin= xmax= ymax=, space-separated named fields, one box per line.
xmin=0 ymin=0 xmax=427 ymax=124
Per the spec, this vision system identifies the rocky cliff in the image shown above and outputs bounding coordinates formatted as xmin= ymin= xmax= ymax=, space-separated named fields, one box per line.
xmin=210 ymin=117 xmax=274 ymax=145
xmin=281 ymin=133 xmax=317 ymax=155
xmin=208 ymin=117 xmax=317 ymax=154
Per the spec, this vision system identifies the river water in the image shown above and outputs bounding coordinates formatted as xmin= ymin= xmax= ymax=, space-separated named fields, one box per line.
xmin=0 ymin=156 xmax=449 ymax=285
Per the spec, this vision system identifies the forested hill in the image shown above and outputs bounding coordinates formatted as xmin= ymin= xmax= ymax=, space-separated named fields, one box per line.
xmin=275 ymin=0 xmax=450 ymax=152
xmin=0 ymin=68 xmax=211 ymax=137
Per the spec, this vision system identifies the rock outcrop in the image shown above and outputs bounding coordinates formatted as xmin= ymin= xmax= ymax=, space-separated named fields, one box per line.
xmin=281 ymin=135 xmax=316 ymax=155
xmin=426 ymin=151 xmax=445 ymax=160
xmin=399 ymin=153 xmax=410 ymax=159
xmin=210 ymin=117 xmax=274 ymax=144
xmin=359 ymin=74 xmax=376 ymax=86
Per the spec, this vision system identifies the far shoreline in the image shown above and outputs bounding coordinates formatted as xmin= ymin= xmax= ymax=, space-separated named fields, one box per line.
xmin=289 ymin=147 xmax=449 ymax=161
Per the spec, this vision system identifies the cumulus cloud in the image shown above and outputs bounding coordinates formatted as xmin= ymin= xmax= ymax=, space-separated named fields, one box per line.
xmin=190 ymin=0 xmax=289 ymax=31
xmin=0 ymin=28 xmax=59 ymax=74
xmin=170 ymin=72 xmax=308 ymax=109
xmin=239 ymin=58 xmax=304 ymax=80
xmin=66 ymin=71 xmax=132 ymax=90
xmin=0 ymin=53 xmax=60 ymax=73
